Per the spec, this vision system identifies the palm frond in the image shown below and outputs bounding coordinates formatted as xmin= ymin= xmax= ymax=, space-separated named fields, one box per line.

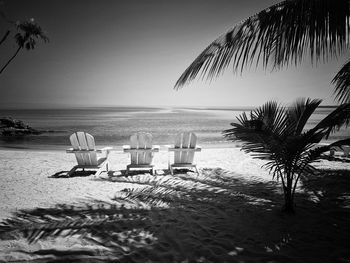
xmin=286 ymin=98 xmax=322 ymax=135
xmin=332 ymin=59 xmax=350 ymax=103
xmin=311 ymin=102 xmax=350 ymax=138
xmin=15 ymin=19 xmax=49 ymax=49
xmin=328 ymin=138 xmax=350 ymax=148
xmin=223 ymin=100 xmax=289 ymax=160
xmin=293 ymin=145 xmax=329 ymax=174
xmin=175 ymin=0 xmax=350 ymax=88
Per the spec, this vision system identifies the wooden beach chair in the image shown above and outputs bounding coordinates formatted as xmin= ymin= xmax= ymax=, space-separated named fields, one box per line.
xmin=329 ymin=145 xmax=350 ymax=158
xmin=123 ymin=132 xmax=159 ymax=175
xmin=168 ymin=132 xmax=201 ymax=175
xmin=66 ymin=132 xmax=112 ymax=177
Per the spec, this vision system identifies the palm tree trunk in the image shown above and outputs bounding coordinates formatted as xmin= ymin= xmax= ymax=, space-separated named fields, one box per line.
xmin=0 ymin=46 xmax=21 ymax=74
xmin=283 ymin=172 xmax=295 ymax=213
xmin=0 ymin=30 xmax=10 ymax=46
xmin=284 ymin=188 xmax=295 ymax=213
xmin=291 ymin=174 xmax=301 ymax=203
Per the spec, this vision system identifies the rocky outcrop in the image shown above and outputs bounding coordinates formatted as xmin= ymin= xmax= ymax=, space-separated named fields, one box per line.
xmin=0 ymin=117 xmax=41 ymax=136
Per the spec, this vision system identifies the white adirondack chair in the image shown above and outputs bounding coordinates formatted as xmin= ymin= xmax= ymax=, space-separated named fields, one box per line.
xmin=168 ymin=132 xmax=201 ymax=175
xmin=123 ymin=132 xmax=159 ymax=175
xmin=330 ymin=145 xmax=350 ymax=158
xmin=66 ymin=132 xmax=112 ymax=177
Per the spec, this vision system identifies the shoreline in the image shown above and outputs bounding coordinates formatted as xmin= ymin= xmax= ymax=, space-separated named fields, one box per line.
xmin=0 ymin=139 xmax=345 ymax=152
xmin=0 ymin=141 xmax=240 ymax=152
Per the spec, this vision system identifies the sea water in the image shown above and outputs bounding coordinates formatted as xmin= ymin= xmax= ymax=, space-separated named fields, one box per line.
xmin=0 ymin=106 xmax=347 ymax=150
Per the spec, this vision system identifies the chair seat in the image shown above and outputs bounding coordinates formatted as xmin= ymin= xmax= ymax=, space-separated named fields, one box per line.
xmin=171 ymin=163 xmax=196 ymax=167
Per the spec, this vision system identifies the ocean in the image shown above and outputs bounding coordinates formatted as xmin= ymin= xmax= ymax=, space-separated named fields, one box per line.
xmin=0 ymin=106 xmax=347 ymax=150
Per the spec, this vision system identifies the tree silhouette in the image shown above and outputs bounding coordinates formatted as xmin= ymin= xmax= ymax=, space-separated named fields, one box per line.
xmin=0 ymin=18 xmax=49 ymax=74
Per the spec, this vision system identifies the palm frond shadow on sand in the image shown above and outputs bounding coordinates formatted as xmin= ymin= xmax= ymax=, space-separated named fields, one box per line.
xmin=1 ymin=168 xmax=350 ymax=262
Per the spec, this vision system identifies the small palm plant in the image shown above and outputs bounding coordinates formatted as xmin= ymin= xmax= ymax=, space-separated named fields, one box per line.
xmin=223 ymin=98 xmax=350 ymax=213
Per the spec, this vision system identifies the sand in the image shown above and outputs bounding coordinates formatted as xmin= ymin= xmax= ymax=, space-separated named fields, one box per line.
xmin=0 ymin=147 xmax=349 ymax=262
xmin=0 ymin=147 xmax=273 ymax=221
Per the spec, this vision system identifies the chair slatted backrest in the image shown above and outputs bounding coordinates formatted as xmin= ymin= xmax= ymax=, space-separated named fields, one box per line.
xmin=70 ymin=132 xmax=97 ymax=166
xmin=174 ymin=132 xmax=197 ymax=164
xmin=130 ymin=132 xmax=153 ymax=165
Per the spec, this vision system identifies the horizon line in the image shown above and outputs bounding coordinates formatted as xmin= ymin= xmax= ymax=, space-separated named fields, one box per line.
xmin=0 ymin=104 xmax=339 ymax=111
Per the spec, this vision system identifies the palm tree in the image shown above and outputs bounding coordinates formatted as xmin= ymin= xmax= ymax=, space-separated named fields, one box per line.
xmin=175 ymin=0 xmax=350 ymax=104
xmin=0 ymin=18 xmax=49 ymax=74
xmin=223 ymin=98 xmax=350 ymax=213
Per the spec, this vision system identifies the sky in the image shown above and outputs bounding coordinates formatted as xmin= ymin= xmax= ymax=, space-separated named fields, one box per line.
xmin=0 ymin=0 xmax=349 ymax=108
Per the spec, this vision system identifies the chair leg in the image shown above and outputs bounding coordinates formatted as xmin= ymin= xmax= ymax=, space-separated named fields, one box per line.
xmin=95 ymin=167 xmax=103 ymax=177
xmin=170 ymin=166 xmax=174 ymax=175
xmin=151 ymin=167 xmax=154 ymax=175
xmin=95 ymin=161 xmax=109 ymax=178
xmin=67 ymin=166 xmax=78 ymax=177
xmin=125 ymin=167 xmax=129 ymax=176
xmin=195 ymin=166 xmax=199 ymax=175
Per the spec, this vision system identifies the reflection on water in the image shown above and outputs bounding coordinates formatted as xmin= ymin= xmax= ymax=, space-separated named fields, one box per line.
xmin=0 ymin=106 xmax=347 ymax=150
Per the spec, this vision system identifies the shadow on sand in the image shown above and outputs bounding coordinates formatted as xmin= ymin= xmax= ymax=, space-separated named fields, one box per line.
xmin=0 ymin=168 xmax=350 ymax=262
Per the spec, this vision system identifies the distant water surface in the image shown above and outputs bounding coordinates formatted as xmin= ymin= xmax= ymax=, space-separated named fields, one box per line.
xmin=0 ymin=106 xmax=347 ymax=150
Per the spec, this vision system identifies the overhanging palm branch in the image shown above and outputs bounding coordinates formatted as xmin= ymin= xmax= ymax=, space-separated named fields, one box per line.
xmin=312 ymin=102 xmax=350 ymax=138
xmin=175 ymin=0 xmax=350 ymax=103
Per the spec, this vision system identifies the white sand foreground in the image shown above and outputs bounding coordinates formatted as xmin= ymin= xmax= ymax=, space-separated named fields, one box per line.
xmin=0 ymin=147 xmax=349 ymax=221
xmin=0 ymin=147 xmax=350 ymax=262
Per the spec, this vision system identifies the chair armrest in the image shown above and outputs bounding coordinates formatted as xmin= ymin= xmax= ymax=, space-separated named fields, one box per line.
xmin=123 ymin=145 xmax=159 ymax=153
xmin=153 ymin=145 xmax=160 ymax=152
xmin=96 ymin=147 xmax=113 ymax=153
xmin=123 ymin=145 xmax=130 ymax=152
xmin=66 ymin=148 xmax=74 ymax=153
xmin=66 ymin=148 xmax=95 ymax=153
xmin=168 ymin=146 xmax=201 ymax=152
xmin=124 ymin=148 xmax=159 ymax=153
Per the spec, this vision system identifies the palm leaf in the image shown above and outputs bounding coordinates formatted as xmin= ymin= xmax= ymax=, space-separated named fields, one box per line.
xmin=286 ymin=98 xmax=322 ymax=135
xmin=15 ymin=20 xmax=49 ymax=49
xmin=311 ymin=102 xmax=350 ymax=138
xmin=332 ymin=60 xmax=350 ymax=103
xmin=175 ymin=0 xmax=350 ymax=89
xmin=328 ymin=138 xmax=350 ymax=148
xmin=224 ymin=100 xmax=289 ymax=159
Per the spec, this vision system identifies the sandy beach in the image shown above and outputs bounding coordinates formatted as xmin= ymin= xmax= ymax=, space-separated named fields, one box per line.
xmin=0 ymin=146 xmax=349 ymax=262
xmin=0 ymin=147 xmax=273 ymax=220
